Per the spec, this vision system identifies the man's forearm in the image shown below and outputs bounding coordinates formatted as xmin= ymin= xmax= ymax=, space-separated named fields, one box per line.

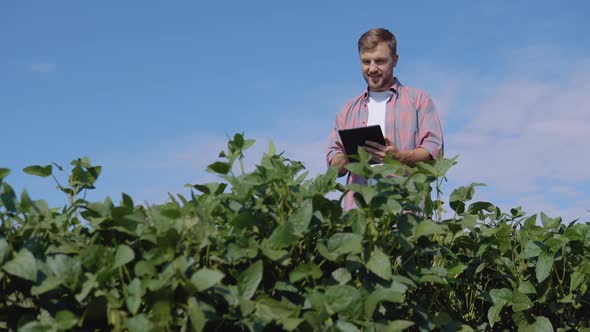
xmin=396 ymin=147 xmax=432 ymax=167
xmin=329 ymin=153 xmax=349 ymax=176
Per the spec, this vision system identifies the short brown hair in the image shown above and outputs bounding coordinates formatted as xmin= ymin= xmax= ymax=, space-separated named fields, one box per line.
xmin=358 ymin=28 xmax=397 ymax=57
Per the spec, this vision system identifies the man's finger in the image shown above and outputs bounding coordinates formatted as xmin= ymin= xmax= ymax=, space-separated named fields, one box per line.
xmin=365 ymin=140 xmax=386 ymax=149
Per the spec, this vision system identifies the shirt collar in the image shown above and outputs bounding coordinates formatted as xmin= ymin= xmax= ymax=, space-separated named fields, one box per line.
xmin=362 ymin=77 xmax=401 ymax=100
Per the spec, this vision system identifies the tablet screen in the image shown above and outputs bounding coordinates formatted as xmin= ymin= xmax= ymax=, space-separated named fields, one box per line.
xmin=337 ymin=125 xmax=385 ymax=164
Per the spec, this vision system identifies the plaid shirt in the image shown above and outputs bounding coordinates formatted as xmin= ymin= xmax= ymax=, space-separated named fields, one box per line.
xmin=327 ymin=77 xmax=444 ymax=209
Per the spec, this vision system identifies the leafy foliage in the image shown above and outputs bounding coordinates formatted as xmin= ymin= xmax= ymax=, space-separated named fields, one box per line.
xmin=1 ymin=133 xmax=589 ymax=331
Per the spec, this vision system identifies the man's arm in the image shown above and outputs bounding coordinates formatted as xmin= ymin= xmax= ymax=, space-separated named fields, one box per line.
xmin=327 ymin=102 xmax=354 ymax=177
xmin=364 ymin=138 xmax=432 ymax=167
xmin=329 ymin=150 xmax=349 ymax=176
xmin=394 ymin=146 xmax=432 ymax=167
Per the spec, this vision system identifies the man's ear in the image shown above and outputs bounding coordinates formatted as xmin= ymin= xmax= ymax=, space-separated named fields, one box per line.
xmin=392 ymin=54 xmax=399 ymax=67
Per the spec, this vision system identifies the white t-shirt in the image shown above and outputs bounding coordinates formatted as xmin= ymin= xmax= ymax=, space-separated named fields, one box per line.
xmin=367 ymin=90 xmax=393 ymax=136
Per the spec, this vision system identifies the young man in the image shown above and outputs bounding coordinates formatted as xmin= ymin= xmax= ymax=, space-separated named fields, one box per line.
xmin=326 ymin=28 xmax=444 ymax=209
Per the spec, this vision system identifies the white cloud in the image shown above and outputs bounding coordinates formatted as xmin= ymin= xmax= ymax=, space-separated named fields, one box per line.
xmin=438 ymin=52 xmax=590 ymax=222
xmin=29 ymin=63 xmax=57 ymax=73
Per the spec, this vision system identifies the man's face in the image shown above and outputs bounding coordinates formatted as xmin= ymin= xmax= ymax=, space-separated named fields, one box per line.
xmin=360 ymin=42 xmax=398 ymax=92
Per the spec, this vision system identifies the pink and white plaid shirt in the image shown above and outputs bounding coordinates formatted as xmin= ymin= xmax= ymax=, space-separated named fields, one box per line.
xmin=327 ymin=77 xmax=444 ymax=209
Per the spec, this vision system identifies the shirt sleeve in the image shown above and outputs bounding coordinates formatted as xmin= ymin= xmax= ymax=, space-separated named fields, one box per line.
xmin=326 ymin=110 xmax=346 ymax=167
xmin=416 ymin=92 xmax=444 ymax=159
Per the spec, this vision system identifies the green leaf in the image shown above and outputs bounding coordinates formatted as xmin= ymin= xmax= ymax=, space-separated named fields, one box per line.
xmin=1 ymin=183 xmax=17 ymax=213
xmin=230 ymin=212 xmax=260 ymax=229
xmin=433 ymin=156 xmax=458 ymax=177
xmin=447 ymin=263 xmax=467 ymax=278
xmin=121 ymin=192 xmax=134 ymax=210
xmin=460 ymin=214 xmax=477 ymax=229
xmin=487 ymin=304 xmax=504 ymax=328
xmin=384 ymin=320 xmax=415 ymax=331
xmin=75 ymin=273 xmax=98 ymax=302
xmin=487 ymin=288 xmax=512 ymax=327
xmin=364 ymin=285 xmax=406 ymax=319
xmin=489 ymin=288 xmax=512 ymax=306
xmin=267 ymin=223 xmax=296 ymax=249
xmin=55 ymin=310 xmax=78 ymax=330
xmin=23 ymin=164 xmax=52 ymax=177
xmin=31 ymin=277 xmax=62 ymax=295
xmin=267 ymin=140 xmax=276 ymax=155
xmin=415 ymin=161 xmax=438 ymax=176
xmin=255 ymin=297 xmax=301 ymax=328
xmin=2 ymin=249 xmax=37 ymax=282
xmin=46 ymin=254 xmax=81 ymax=286
xmin=233 ymin=133 xmax=244 ymax=149
xmin=227 ymin=237 xmax=259 ymax=261
xmin=520 ymin=241 xmax=544 ymax=259
xmin=289 ymin=263 xmax=322 ymax=283
xmin=288 ymin=200 xmax=313 ymax=236
xmin=125 ymin=314 xmax=154 ymax=332
xmin=414 ymin=220 xmax=445 ymax=239
xmin=327 ymin=233 xmax=363 ymax=256
xmin=334 ymin=320 xmax=361 ymax=332
xmin=18 ymin=321 xmax=55 ymax=332
xmin=113 ymin=244 xmax=135 ymax=269
xmin=0 ymin=238 xmax=9 ymax=264
xmin=0 ymin=168 xmax=9 ymax=180
xmin=134 ymin=260 xmax=156 ymax=276
xmin=349 ymin=210 xmax=367 ymax=236
xmin=417 ymin=274 xmax=445 ymax=284
xmin=238 ymin=260 xmax=263 ymax=299
xmin=347 ymin=184 xmax=378 ymax=205
xmin=540 ymin=212 xmax=561 ymax=229
xmin=385 ymin=197 xmax=402 ymax=214
xmin=243 ymin=138 xmax=256 ymax=150
xmin=325 ymin=285 xmax=361 ymax=316
xmin=570 ymin=271 xmax=585 ymax=292
xmin=260 ymin=240 xmax=290 ymax=265
xmin=274 ymin=281 xmax=298 ymax=293
xmin=512 ymin=290 xmax=533 ymax=312
xmin=187 ymin=298 xmax=207 ymax=332
xmin=207 ymin=161 xmax=231 ymax=174
xmin=332 ymin=268 xmax=352 ymax=285
xmin=518 ymin=281 xmax=537 ymax=295
xmin=357 ymin=147 xmax=373 ymax=164
xmin=191 ymin=268 xmax=225 ymax=291
xmin=365 ymin=247 xmax=392 ymax=280
xmin=344 ymin=163 xmax=371 ymax=178
xmin=191 ymin=182 xmax=227 ymax=195
xmin=536 ymin=252 xmax=554 ymax=283
xmin=467 ymin=201 xmax=495 ymax=215
xmin=518 ymin=316 xmax=554 ymax=332
xmin=126 ymin=278 xmax=144 ymax=314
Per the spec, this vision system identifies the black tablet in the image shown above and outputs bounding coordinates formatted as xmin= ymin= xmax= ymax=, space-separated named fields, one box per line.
xmin=338 ymin=125 xmax=386 ymax=164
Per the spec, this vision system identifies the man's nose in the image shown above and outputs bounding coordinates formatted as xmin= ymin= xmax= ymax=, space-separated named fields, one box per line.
xmin=369 ymin=62 xmax=378 ymax=72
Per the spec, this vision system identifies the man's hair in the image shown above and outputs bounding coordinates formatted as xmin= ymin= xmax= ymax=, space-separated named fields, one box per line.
xmin=358 ymin=28 xmax=397 ymax=57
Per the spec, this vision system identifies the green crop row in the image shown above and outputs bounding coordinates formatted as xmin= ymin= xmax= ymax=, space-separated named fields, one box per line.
xmin=0 ymin=134 xmax=589 ymax=331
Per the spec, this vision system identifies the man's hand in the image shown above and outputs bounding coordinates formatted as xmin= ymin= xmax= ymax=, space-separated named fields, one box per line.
xmin=329 ymin=141 xmax=350 ymax=176
xmin=364 ymin=138 xmax=400 ymax=163
xmin=364 ymin=138 xmax=433 ymax=166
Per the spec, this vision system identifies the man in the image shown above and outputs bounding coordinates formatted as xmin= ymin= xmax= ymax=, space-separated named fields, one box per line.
xmin=326 ymin=28 xmax=444 ymax=209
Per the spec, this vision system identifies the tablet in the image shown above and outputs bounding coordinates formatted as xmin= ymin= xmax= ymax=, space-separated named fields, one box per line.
xmin=338 ymin=125 xmax=385 ymax=164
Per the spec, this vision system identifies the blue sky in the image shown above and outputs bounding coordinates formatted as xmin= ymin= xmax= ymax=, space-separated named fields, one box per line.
xmin=2 ymin=1 xmax=589 ymax=222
